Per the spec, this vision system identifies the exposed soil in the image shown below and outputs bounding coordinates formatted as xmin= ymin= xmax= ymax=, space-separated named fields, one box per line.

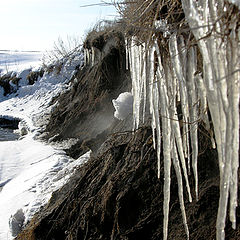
xmin=43 ymin=31 xmax=130 ymax=158
xmin=15 ymin=29 xmax=240 ymax=240
xmin=16 ymin=126 xmax=240 ymax=240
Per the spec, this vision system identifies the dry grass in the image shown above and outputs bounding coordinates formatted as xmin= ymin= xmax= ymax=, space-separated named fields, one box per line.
xmin=114 ymin=0 xmax=185 ymax=43
xmin=83 ymin=20 xmax=123 ymax=50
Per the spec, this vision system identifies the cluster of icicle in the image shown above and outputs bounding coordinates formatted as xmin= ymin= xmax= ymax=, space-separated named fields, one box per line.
xmin=127 ymin=1 xmax=239 ymax=240
xmin=84 ymin=47 xmax=100 ymax=67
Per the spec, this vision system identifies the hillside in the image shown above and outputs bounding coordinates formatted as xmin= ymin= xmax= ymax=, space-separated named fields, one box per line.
xmin=16 ymin=1 xmax=240 ymax=240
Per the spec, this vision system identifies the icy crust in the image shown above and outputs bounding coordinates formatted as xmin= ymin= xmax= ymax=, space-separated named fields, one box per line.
xmin=127 ymin=2 xmax=239 ymax=238
xmin=0 ymin=52 xmax=90 ymax=239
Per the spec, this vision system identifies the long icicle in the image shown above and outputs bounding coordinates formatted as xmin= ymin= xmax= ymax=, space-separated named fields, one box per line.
xmin=228 ymin=27 xmax=239 ymax=230
xmin=186 ymin=46 xmax=199 ymax=200
xmin=172 ymin=139 xmax=189 ymax=240
xmin=181 ymin=0 xmax=240 ymax=238
xmin=164 ymin=43 xmax=192 ymax=203
xmin=157 ymin=62 xmax=172 ymax=240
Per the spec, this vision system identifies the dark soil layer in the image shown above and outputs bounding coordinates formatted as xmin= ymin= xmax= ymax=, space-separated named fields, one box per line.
xmin=16 ymin=30 xmax=240 ymax=240
xmin=44 ymin=31 xmax=130 ymax=159
xmin=17 ymin=127 xmax=240 ymax=240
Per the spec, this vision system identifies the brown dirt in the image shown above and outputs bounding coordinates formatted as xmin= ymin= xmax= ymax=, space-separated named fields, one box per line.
xmin=43 ymin=31 xmax=130 ymax=158
xmin=16 ymin=126 xmax=240 ymax=240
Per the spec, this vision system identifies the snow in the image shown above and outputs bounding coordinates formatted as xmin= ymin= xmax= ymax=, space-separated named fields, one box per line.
xmin=0 ymin=51 xmax=89 ymax=239
xmin=0 ymin=50 xmax=43 ymax=75
xmin=112 ymin=92 xmax=133 ymax=120
xmin=0 ymin=136 xmax=90 ymax=238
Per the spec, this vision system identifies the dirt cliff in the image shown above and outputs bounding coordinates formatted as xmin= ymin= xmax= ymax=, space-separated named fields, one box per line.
xmin=16 ymin=27 xmax=240 ymax=240
xmin=17 ymin=126 xmax=240 ymax=240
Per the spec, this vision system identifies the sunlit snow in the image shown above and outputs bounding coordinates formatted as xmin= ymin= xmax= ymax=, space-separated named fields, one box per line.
xmin=0 ymin=50 xmax=43 ymax=75
xmin=112 ymin=92 xmax=133 ymax=120
xmin=0 ymin=51 xmax=89 ymax=239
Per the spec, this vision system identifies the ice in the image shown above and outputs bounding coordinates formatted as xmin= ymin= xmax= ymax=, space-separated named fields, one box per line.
xmin=127 ymin=4 xmax=239 ymax=236
xmin=181 ymin=1 xmax=239 ymax=239
xmin=172 ymin=141 xmax=189 ymax=240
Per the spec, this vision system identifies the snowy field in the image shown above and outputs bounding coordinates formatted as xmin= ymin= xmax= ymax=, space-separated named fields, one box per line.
xmin=0 ymin=51 xmax=89 ymax=239
xmin=0 ymin=50 xmax=43 ymax=75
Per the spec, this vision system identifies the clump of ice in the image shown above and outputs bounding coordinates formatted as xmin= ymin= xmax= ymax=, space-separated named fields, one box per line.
xmin=112 ymin=92 xmax=133 ymax=120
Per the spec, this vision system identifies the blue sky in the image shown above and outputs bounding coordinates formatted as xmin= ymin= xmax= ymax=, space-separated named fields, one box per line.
xmin=0 ymin=0 xmax=117 ymax=51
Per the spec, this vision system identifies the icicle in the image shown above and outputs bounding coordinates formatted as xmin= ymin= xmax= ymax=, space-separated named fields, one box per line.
xmin=152 ymin=71 xmax=161 ymax=179
xmin=172 ymin=139 xmax=189 ymax=240
xmin=168 ymin=71 xmax=192 ymax=202
xmin=169 ymin=34 xmax=190 ymax=167
xmin=155 ymin=44 xmax=192 ymax=202
xmin=226 ymin=25 xmax=239 ymax=231
xmin=125 ymin=39 xmax=129 ymax=70
xmin=182 ymin=1 xmax=240 ymax=239
xmin=149 ymin=46 xmax=157 ymax=150
xmin=129 ymin=40 xmax=146 ymax=130
xmin=142 ymin=43 xmax=148 ymax=123
xmin=186 ymin=46 xmax=199 ymax=200
xmin=159 ymin=73 xmax=172 ymax=240
xmin=129 ymin=39 xmax=139 ymax=130
xmin=91 ymin=47 xmax=95 ymax=66
xmin=195 ymin=74 xmax=216 ymax=149
xmin=156 ymin=55 xmax=172 ymax=240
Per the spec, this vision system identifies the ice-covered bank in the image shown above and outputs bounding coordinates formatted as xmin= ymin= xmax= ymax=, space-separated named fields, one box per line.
xmin=0 ymin=52 xmax=89 ymax=239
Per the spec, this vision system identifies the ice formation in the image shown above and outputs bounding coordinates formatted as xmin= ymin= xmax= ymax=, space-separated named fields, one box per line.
xmin=127 ymin=1 xmax=239 ymax=239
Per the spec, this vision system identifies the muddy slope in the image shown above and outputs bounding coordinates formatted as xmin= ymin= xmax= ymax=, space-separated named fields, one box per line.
xmin=17 ymin=127 xmax=240 ymax=240
xmin=44 ymin=31 xmax=130 ymax=158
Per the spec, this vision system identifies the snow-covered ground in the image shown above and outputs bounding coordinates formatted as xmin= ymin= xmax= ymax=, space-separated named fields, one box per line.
xmin=0 ymin=50 xmax=43 ymax=75
xmin=0 ymin=51 xmax=88 ymax=239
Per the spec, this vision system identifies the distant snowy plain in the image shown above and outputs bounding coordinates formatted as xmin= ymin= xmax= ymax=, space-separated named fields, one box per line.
xmin=0 ymin=50 xmax=43 ymax=75
xmin=0 ymin=51 xmax=89 ymax=239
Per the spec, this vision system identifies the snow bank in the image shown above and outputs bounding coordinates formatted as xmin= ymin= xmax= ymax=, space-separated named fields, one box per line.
xmin=0 ymin=134 xmax=90 ymax=238
xmin=0 ymin=51 xmax=87 ymax=239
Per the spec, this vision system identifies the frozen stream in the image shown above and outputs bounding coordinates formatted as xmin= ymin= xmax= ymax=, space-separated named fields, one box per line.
xmin=0 ymin=128 xmax=19 ymax=141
